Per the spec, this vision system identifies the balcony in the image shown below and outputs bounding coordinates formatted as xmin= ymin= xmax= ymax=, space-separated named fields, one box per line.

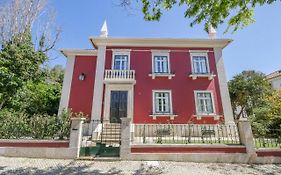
xmin=104 ymin=69 xmax=136 ymax=84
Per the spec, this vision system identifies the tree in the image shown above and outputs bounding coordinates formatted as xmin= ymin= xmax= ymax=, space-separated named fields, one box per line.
xmin=119 ymin=0 xmax=280 ymax=32
xmin=8 ymin=66 xmax=64 ymax=115
xmin=0 ymin=31 xmax=47 ymax=109
xmin=264 ymin=90 xmax=281 ymax=128
xmin=0 ymin=0 xmax=60 ymax=51
xmin=46 ymin=65 xmax=64 ymax=84
xmin=228 ymin=70 xmax=273 ymax=120
xmin=0 ymin=0 xmax=60 ymax=110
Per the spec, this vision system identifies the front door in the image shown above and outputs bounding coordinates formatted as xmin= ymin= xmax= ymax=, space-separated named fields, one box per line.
xmin=110 ymin=91 xmax=128 ymax=123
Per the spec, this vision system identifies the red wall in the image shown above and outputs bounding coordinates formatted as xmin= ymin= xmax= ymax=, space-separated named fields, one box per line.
xmin=68 ymin=56 xmax=97 ymax=119
xmin=0 ymin=140 xmax=69 ymax=148
xmin=256 ymin=150 xmax=281 ymax=157
xmin=105 ymin=47 xmax=224 ymax=124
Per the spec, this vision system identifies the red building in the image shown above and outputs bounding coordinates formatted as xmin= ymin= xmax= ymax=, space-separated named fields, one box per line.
xmin=59 ymin=22 xmax=234 ymax=126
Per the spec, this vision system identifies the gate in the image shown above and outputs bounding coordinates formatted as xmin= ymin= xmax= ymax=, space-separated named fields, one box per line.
xmin=80 ymin=120 xmax=121 ymax=157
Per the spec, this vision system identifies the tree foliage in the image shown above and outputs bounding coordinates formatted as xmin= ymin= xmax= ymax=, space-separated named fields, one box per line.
xmin=0 ymin=31 xmax=47 ymax=109
xmin=6 ymin=65 xmax=64 ymax=116
xmin=229 ymin=70 xmax=281 ymax=132
xmin=228 ymin=70 xmax=273 ymax=120
xmin=120 ymin=0 xmax=280 ymax=32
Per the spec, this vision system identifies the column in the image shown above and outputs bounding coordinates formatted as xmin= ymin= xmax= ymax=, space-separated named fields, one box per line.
xmin=90 ymin=45 xmax=106 ymax=131
xmin=214 ymin=48 xmax=235 ymax=125
xmin=58 ymin=55 xmax=75 ymax=114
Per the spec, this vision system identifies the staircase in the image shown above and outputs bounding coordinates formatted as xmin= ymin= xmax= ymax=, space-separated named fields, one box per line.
xmin=93 ymin=123 xmax=121 ymax=146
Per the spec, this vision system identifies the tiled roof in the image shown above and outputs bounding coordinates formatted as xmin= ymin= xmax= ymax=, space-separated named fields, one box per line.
xmin=266 ymin=69 xmax=281 ymax=80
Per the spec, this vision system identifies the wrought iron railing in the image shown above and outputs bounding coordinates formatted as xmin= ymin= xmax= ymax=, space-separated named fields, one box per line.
xmin=253 ymin=129 xmax=281 ymax=148
xmin=132 ymin=124 xmax=240 ymax=145
xmin=104 ymin=69 xmax=135 ymax=81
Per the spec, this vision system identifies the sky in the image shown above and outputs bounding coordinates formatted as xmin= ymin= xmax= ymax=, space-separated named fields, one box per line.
xmin=49 ymin=0 xmax=281 ymax=80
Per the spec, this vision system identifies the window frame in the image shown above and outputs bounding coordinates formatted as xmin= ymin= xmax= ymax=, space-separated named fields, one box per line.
xmin=190 ymin=52 xmax=210 ymax=75
xmin=111 ymin=49 xmax=131 ymax=70
xmin=194 ymin=90 xmax=216 ymax=115
xmin=151 ymin=50 xmax=171 ymax=74
xmin=152 ymin=90 xmax=173 ymax=115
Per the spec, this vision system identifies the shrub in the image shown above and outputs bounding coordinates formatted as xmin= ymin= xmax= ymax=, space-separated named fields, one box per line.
xmin=0 ymin=110 xmax=71 ymax=140
xmin=29 ymin=114 xmax=58 ymax=139
xmin=56 ymin=110 xmax=71 ymax=140
xmin=0 ymin=110 xmax=29 ymax=139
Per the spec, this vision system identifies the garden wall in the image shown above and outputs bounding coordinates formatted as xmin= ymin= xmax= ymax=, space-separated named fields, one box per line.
xmin=0 ymin=139 xmax=77 ymax=159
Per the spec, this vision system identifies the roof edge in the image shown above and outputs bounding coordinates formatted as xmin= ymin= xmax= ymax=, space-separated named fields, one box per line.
xmin=89 ymin=37 xmax=232 ymax=49
xmin=60 ymin=49 xmax=97 ymax=58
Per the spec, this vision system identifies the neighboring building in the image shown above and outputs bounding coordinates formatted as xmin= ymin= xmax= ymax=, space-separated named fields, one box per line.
xmin=58 ymin=22 xmax=235 ymax=130
xmin=266 ymin=69 xmax=281 ymax=90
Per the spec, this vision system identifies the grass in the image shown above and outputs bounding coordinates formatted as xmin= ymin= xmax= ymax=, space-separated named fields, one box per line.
xmin=254 ymin=140 xmax=281 ymax=148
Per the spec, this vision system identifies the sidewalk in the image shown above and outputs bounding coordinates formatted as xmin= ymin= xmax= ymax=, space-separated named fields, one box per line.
xmin=0 ymin=156 xmax=280 ymax=175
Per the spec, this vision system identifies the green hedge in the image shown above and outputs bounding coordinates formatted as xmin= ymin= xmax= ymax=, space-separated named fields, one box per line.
xmin=0 ymin=110 xmax=71 ymax=140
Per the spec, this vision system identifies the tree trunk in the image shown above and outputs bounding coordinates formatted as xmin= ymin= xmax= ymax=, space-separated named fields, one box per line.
xmin=0 ymin=100 xmax=5 ymax=110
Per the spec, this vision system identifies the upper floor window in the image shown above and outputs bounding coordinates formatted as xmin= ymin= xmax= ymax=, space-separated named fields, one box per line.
xmin=194 ymin=91 xmax=215 ymax=115
xmin=154 ymin=56 xmax=169 ymax=73
xmin=191 ymin=52 xmax=210 ymax=74
xmin=112 ymin=49 xmax=131 ymax=70
xmin=152 ymin=51 xmax=170 ymax=74
xmin=114 ymin=55 xmax=128 ymax=70
xmin=153 ymin=90 xmax=172 ymax=114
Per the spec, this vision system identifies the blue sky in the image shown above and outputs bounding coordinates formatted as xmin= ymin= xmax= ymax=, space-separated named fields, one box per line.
xmin=49 ymin=0 xmax=281 ymax=80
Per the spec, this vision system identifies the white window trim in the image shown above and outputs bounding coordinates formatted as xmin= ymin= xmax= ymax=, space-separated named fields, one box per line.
xmin=112 ymin=49 xmax=131 ymax=70
xmin=149 ymin=50 xmax=175 ymax=79
xmin=190 ymin=52 xmax=211 ymax=76
xmin=151 ymin=90 xmax=177 ymax=120
xmin=194 ymin=90 xmax=216 ymax=116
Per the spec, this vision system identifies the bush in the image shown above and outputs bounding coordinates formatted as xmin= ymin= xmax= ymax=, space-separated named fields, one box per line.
xmin=0 ymin=110 xmax=29 ymax=139
xmin=29 ymin=114 xmax=58 ymax=139
xmin=56 ymin=110 xmax=71 ymax=140
xmin=0 ymin=110 xmax=71 ymax=140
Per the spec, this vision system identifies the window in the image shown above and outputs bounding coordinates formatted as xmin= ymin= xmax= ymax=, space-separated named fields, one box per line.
xmin=112 ymin=49 xmax=130 ymax=70
xmin=113 ymin=55 xmax=128 ymax=70
xmin=191 ymin=52 xmax=210 ymax=74
xmin=195 ymin=91 xmax=215 ymax=115
xmin=153 ymin=91 xmax=172 ymax=114
xmin=154 ymin=56 xmax=169 ymax=73
xmin=151 ymin=51 xmax=171 ymax=74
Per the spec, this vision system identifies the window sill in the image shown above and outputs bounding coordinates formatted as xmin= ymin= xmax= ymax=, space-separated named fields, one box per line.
xmin=189 ymin=73 xmax=216 ymax=80
xmin=149 ymin=73 xmax=175 ymax=79
xmin=149 ymin=114 xmax=178 ymax=120
xmin=193 ymin=114 xmax=222 ymax=120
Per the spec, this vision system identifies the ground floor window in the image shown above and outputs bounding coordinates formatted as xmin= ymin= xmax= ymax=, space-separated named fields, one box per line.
xmin=195 ymin=91 xmax=215 ymax=115
xmin=153 ymin=90 xmax=172 ymax=114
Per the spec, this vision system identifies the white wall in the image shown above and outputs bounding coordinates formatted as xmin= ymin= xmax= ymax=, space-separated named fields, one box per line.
xmin=269 ymin=77 xmax=281 ymax=90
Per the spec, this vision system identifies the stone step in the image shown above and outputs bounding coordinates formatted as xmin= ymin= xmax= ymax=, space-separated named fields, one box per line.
xmin=101 ymin=129 xmax=121 ymax=133
xmin=101 ymin=131 xmax=121 ymax=135
xmin=78 ymin=157 xmax=121 ymax=161
xmin=99 ymin=136 xmax=121 ymax=140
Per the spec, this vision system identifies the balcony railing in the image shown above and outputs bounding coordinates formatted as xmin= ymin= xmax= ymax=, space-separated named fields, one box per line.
xmin=104 ymin=69 xmax=136 ymax=83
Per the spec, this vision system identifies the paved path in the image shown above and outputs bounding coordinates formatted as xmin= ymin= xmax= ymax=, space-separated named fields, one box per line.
xmin=0 ymin=156 xmax=280 ymax=175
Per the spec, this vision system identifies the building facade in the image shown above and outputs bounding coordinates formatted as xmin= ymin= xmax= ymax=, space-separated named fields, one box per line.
xmin=59 ymin=25 xmax=234 ymax=128
xmin=266 ymin=70 xmax=281 ymax=90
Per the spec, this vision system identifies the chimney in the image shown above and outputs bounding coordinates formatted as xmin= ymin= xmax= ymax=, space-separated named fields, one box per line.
xmin=100 ymin=20 xmax=108 ymax=38
xmin=208 ymin=25 xmax=217 ymax=39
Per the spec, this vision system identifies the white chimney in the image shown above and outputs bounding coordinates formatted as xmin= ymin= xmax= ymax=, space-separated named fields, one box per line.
xmin=208 ymin=25 xmax=217 ymax=39
xmin=100 ymin=20 xmax=108 ymax=38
